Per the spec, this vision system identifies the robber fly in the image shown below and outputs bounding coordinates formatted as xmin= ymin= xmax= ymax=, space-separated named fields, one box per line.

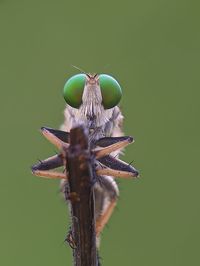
xmin=32 ymin=73 xmax=139 ymax=238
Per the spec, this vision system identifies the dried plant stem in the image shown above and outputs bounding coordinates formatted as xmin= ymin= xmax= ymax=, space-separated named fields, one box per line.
xmin=63 ymin=126 xmax=98 ymax=266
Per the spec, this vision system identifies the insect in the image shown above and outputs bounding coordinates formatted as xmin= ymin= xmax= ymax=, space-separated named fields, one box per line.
xmin=32 ymin=73 xmax=139 ymax=238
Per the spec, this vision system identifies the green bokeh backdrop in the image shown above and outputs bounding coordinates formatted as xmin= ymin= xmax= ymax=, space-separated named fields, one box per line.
xmin=0 ymin=1 xmax=199 ymax=265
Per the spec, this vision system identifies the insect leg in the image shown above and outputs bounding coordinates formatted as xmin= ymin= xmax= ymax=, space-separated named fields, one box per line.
xmin=32 ymin=170 xmax=67 ymax=179
xmin=41 ymin=127 xmax=69 ymax=150
xmin=94 ymin=136 xmax=133 ymax=159
xmin=40 ymin=127 xmax=70 ymax=143
xmin=95 ymin=136 xmax=134 ymax=147
xmin=94 ymin=176 xmax=119 ymax=236
xmin=31 ymin=154 xmax=67 ymax=180
xmin=96 ymin=168 xmax=137 ymax=179
xmin=96 ymin=199 xmax=117 ymax=237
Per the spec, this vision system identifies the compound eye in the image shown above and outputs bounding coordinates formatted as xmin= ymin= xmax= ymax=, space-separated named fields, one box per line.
xmin=63 ymin=74 xmax=86 ymax=108
xmin=99 ymin=74 xmax=122 ymax=109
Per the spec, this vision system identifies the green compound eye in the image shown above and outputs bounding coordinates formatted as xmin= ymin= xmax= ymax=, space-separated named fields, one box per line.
xmin=99 ymin=74 xmax=122 ymax=109
xmin=63 ymin=74 xmax=86 ymax=108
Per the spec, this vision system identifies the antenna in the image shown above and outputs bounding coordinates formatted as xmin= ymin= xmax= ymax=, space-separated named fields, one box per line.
xmin=71 ymin=65 xmax=87 ymax=74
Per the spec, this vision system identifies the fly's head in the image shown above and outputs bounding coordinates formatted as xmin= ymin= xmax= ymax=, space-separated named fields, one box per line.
xmin=63 ymin=73 xmax=122 ymax=130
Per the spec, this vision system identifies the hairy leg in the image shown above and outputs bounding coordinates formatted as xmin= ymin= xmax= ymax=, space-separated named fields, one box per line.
xmin=94 ymin=175 xmax=119 ymax=236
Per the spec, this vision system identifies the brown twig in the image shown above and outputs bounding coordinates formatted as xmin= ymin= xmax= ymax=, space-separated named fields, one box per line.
xmin=63 ymin=126 xmax=98 ymax=266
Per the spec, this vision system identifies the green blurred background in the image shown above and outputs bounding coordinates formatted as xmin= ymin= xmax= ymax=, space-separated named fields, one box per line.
xmin=0 ymin=0 xmax=200 ymax=265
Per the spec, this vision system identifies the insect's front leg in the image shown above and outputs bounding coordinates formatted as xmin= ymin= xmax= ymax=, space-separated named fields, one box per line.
xmin=31 ymin=127 xmax=70 ymax=180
